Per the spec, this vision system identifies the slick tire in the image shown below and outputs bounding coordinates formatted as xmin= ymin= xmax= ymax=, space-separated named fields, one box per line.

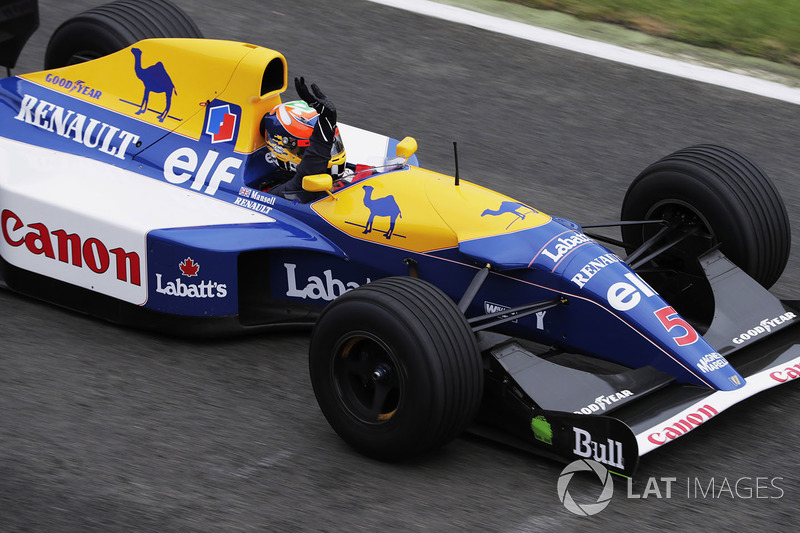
xmin=44 ymin=0 xmax=202 ymax=69
xmin=621 ymin=144 xmax=790 ymax=290
xmin=309 ymin=276 xmax=483 ymax=461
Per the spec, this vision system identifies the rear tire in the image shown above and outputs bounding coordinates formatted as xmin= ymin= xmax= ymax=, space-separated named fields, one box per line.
xmin=309 ymin=277 xmax=483 ymax=461
xmin=44 ymin=0 xmax=202 ymax=69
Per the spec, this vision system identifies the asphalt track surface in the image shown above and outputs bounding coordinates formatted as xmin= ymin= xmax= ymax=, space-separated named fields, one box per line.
xmin=3 ymin=0 xmax=800 ymax=531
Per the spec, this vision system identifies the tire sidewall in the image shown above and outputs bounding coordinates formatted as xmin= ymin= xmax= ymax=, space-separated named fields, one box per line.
xmin=310 ymin=298 xmax=444 ymax=457
xmin=44 ymin=1 xmax=203 ymax=70
xmin=45 ymin=20 xmax=132 ymax=68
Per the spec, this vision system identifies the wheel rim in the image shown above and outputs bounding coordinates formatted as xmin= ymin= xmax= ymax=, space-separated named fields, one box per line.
xmin=639 ymin=199 xmax=715 ymax=276
xmin=635 ymin=200 xmax=717 ymax=325
xmin=331 ymin=333 xmax=403 ymax=425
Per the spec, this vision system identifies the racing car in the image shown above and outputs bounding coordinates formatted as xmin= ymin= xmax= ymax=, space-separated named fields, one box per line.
xmin=2 ymin=1 xmax=800 ymax=478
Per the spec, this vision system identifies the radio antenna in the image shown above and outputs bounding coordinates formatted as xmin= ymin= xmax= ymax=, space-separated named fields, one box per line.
xmin=453 ymin=141 xmax=460 ymax=186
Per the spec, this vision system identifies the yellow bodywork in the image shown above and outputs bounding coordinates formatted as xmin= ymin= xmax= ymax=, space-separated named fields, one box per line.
xmin=19 ymin=38 xmax=548 ymax=251
xmin=20 ymin=38 xmax=287 ymax=154
xmin=313 ymin=167 xmax=551 ymax=253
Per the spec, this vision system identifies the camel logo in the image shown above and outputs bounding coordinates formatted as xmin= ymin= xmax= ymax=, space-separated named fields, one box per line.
xmin=203 ymin=101 xmax=240 ymax=144
xmin=345 ymin=185 xmax=404 ymax=240
xmin=481 ymin=201 xmax=537 ymax=229
xmin=123 ymin=47 xmax=178 ymax=122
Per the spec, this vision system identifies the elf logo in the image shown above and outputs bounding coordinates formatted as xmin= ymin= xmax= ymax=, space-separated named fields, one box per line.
xmin=607 ymin=272 xmax=656 ymax=311
xmin=163 ymin=147 xmax=243 ymax=196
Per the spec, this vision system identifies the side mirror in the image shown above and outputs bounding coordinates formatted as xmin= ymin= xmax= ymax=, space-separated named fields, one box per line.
xmin=396 ymin=136 xmax=417 ymax=161
xmin=302 ymin=173 xmax=335 ymax=199
xmin=302 ymin=173 xmax=333 ymax=192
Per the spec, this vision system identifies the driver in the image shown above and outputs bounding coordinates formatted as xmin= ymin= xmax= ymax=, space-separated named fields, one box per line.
xmin=259 ymin=77 xmax=346 ymax=202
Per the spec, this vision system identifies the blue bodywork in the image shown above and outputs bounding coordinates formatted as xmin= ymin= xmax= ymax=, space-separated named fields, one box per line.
xmin=0 ymin=73 xmax=745 ymax=392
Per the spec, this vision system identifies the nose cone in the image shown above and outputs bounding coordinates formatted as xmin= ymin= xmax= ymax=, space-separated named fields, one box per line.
xmin=458 ymin=218 xmax=744 ymax=391
xmin=552 ymin=236 xmax=744 ymax=391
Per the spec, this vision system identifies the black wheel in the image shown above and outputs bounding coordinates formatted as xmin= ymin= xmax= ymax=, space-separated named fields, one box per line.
xmin=44 ymin=0 xmax=202 ymax=69
xmin=621 ymin=145 xmax=790 ymax=322
xmin=309 ymin=277 xmax=483 ymax=461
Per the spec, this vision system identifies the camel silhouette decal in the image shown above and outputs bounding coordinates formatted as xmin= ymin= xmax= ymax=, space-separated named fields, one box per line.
xmin=357 ymin=185 xmax=403 ymax=239
xmin=130 ymin=47 xmax=177 ymax=122
xmin=481 ymin=201 xmax=535 ymax=229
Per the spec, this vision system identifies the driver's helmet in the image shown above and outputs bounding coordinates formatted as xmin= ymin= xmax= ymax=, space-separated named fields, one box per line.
xmin=261 ymin=100 xmax=346 ymax=177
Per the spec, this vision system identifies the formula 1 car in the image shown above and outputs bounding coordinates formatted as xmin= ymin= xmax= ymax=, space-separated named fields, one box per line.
xmin=2 ymin=7 xmax=800 ymax=478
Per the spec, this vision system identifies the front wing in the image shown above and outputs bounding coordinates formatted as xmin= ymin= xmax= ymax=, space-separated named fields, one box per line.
xmin=472 ymin=251 xmax=800 ymax=477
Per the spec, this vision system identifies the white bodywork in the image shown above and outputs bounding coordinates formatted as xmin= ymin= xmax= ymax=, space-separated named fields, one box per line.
xmin=0 ymin=138 xmax=271 ymax=305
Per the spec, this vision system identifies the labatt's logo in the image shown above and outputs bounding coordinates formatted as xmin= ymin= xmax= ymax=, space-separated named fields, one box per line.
xmin=155 ymin=257 xmax=227 ymax=298
xmin=541 ymin=232 xmax=591 ymax=263
xmin=285 ymin=263 xmax=370 ymax=301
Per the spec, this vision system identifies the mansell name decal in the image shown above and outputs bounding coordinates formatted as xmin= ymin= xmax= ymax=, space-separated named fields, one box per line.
xmin=237 ymin=187 xmax=275 ymax=214
xmin=2 ymin=209 xmax=141 ymax=285
xmin=14 ymin=94 xmax=140 ymax=160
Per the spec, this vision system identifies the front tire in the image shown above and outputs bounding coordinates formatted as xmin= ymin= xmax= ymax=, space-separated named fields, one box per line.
xmin=44 ymin=0 xmax=202 ymax=69
xmin=309 ymin=277 xmax=483 ymax=461
xmin=621 ymin=145 xmax=790 ymax=320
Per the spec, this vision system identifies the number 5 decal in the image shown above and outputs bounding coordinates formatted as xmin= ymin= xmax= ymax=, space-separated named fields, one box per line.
xmin=654 ymin=306 xmax=699 ymax=346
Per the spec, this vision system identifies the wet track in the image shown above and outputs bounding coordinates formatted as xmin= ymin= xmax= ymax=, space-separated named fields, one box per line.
xmin=3 ymin=0 xmax=800 ymax=530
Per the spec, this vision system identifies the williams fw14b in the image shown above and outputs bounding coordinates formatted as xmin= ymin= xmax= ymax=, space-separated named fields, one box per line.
xmin=2 ymin=1 xmax=800 ymax=477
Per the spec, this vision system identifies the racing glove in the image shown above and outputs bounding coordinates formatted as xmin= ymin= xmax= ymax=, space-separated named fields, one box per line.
xmin=295 ymin=76 xmax=337 ymax=144
xmin=271 ymin=78 xmax=339 ymax=201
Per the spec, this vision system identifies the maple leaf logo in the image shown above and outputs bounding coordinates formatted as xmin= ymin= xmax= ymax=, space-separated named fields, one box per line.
xmin=179 ymin=257 xmax=200 ymax=277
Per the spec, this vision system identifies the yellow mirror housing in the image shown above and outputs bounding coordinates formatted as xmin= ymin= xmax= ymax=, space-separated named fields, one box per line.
xmin=302 ymin=174 xmax=333 ymax=192
xmin=396 ymin=136 xmax=418 ymax=161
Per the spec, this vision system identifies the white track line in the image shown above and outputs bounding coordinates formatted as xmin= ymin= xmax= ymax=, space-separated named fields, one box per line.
xmin=367 ymin=0 xmax=800 ymax=105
